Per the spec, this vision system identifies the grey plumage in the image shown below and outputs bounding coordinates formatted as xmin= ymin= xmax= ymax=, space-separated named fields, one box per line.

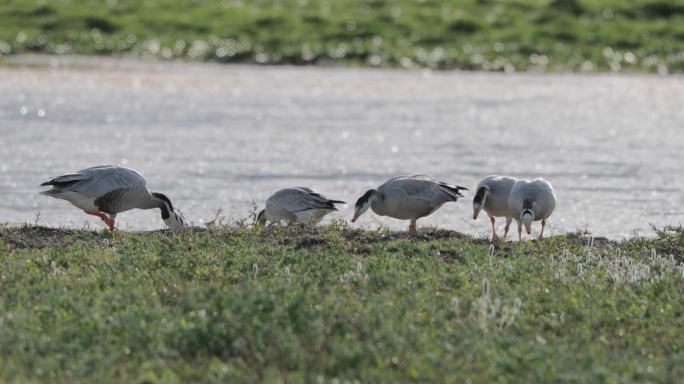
xmin=474 ymin=175 xmax=517 ymax=218
xmin=375 ymin=175 xmax=466 ymax=219
xmin=353 ymin=175 xmax=467 ymax=233
xmin=289 ymin=187 xmax=345 ymax=211
xmin=473 ymin=175 xmax=518 ymax=241
xmin=507 ymin=178 xmax=556 ymax=240
xmin=41 ymin=165 xmax=148 ymax=212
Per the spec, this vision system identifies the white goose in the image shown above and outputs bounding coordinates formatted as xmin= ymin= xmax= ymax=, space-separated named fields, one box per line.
xmin=256 ymin=187 xmax=345 ymax=225
xmin=40 ymin=165 xmax=185 ymax=232
xmin=507 ymin=178 xmax=556 ymax=241
xmin=472 ymin=175 xmax=518 ymax=242
xmin=351 ymin=175 xmax=467 ymax=234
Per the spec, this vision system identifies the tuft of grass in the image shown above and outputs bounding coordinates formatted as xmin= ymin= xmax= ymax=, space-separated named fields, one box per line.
xmin=1 ymin=0 xmax=684 ymax=73
xmin=1 ymin=223 xmax=683 ymax=382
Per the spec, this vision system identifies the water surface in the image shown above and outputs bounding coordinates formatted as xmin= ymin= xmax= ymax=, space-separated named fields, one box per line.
xmin=1 ymin=56 xmax=682 ymax=238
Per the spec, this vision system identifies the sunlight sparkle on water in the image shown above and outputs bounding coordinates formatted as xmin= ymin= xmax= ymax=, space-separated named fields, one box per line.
xmin=0 ymin=59 xmax=681 ymax=238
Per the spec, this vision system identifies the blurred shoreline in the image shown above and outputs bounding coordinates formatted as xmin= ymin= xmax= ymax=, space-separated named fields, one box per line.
xmin=2 ymin=53 xmax=683 ymax=79
xmin=2 ymin=1 xmax=684 ymax=73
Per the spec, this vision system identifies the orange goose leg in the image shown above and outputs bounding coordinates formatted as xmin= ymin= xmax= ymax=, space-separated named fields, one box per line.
xmin=85 ymin=211 xmax=115 ymax=231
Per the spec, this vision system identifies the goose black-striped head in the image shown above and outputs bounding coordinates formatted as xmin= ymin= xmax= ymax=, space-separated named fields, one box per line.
xmin=352 ymin=189 xmax=376 ymax=223
xmin=521 ymin=199 xmax=535 ymax=234
xmin=152 ymin=192 xmax=185 ymax=232
xmin=255 ymin=209 xmax=266 ymax=226
xmin=472 ymin=185 xmax=490 ymax=220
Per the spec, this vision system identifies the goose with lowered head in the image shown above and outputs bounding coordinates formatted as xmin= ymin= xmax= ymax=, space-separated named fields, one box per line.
xmin=472 ymin=175 xmax=518 ymax=242
xmin=256 ymin=187 xmax=345 ymax=225
xmin=352 ymin=175 xmax=467 ymax=234
xmin=40 ymin=165 xmax=185 ymax=232
xmin=507 ymin=178 xmax=556 ymax=241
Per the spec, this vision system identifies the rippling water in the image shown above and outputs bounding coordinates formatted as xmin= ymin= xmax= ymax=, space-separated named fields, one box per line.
xmin=1 ymin=56 xmax=682 ymax=239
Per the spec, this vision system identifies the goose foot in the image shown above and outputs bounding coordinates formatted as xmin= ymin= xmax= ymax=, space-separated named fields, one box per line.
xmin=408 ymin=221 xmax=417 ymax=235
xmin=491 ymin=233 xmax=500 ymax=244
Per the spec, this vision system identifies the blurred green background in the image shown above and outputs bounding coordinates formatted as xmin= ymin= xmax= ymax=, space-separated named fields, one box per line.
xmin=1 ymin=0 xmax=683 ymax=72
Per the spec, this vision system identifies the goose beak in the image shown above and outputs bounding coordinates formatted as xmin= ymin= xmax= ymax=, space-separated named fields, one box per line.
xmin=351 ymin=212 xmax=360 ymax=223
xmin=473 ymin=208 xmax=480 ymax=220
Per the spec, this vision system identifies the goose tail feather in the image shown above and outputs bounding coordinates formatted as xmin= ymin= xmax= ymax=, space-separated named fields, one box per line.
xmin=40 ymin=173 xmax=89 ymax=187
xmin=439 ymin=183 xmax=468 ymax=199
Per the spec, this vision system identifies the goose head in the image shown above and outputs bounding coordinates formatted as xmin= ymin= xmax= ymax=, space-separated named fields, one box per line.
xmin=521 ymin=199 xmax=535 ymax=234
xmin=255 ymin=209 xmax=267 ymax=226
xmin=472 ymin=185 xmax=489 ymax=220
xmin=152 ymin=192 xmax=186 ymax=232
xmin=351 ymin=189 xmax=377 ymax=222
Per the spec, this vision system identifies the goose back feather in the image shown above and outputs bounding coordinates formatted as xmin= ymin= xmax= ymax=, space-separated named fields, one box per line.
xmin=372 ymin=175 xmax=467 ymax=220
xmin=41 ymin=165 xmax=151 ymax=214
xmin=264 ymin=187 xmax=345 ymax=224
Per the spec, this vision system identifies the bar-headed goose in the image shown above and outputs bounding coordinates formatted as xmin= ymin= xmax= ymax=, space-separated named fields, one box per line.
xmin=507 ymin=178 xmax=556 ymax=241
xmin=473 ymin=175 xmax=518 ymax=242
xmin=40 ymin=165 xmax=185 ymax=232
xmin=256 ymin=187 xmax=345 ymax=225
xmin=352 ymin=175 xmax=467 ymax=234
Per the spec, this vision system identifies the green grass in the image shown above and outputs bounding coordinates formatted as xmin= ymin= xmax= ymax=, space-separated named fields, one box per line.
xmin=1 ymin=0 xmax=684 ymax=73
xmin=1 ymin=223 xmax=684 ymax=382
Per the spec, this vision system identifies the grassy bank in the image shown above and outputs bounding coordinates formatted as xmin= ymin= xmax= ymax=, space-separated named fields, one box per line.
xmin=1 ymin=223 xmax=684 ymax=382
xmin=1 ymin=0 xmax=684 ymax=73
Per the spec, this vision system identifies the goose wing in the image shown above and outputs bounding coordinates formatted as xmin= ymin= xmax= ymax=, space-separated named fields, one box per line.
xmin=476 ymin=175 xmax=518 ymax=215
xmin=270 ymin=188 xmax=345 ymax=213
xmin=379 ymin=176 xmax=467 ymax=219
xmin=530 ymin=178 xmax=557 ymax=219
xmin=390 ymin=175 xmax=467 ymax=201
xmin=508 ymin=179 xmax=557 ymax=220
xmin=41 ymin=165 xmax=147 ymax=198
xmin=40 ymin=173 xmax=90 ymax=187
